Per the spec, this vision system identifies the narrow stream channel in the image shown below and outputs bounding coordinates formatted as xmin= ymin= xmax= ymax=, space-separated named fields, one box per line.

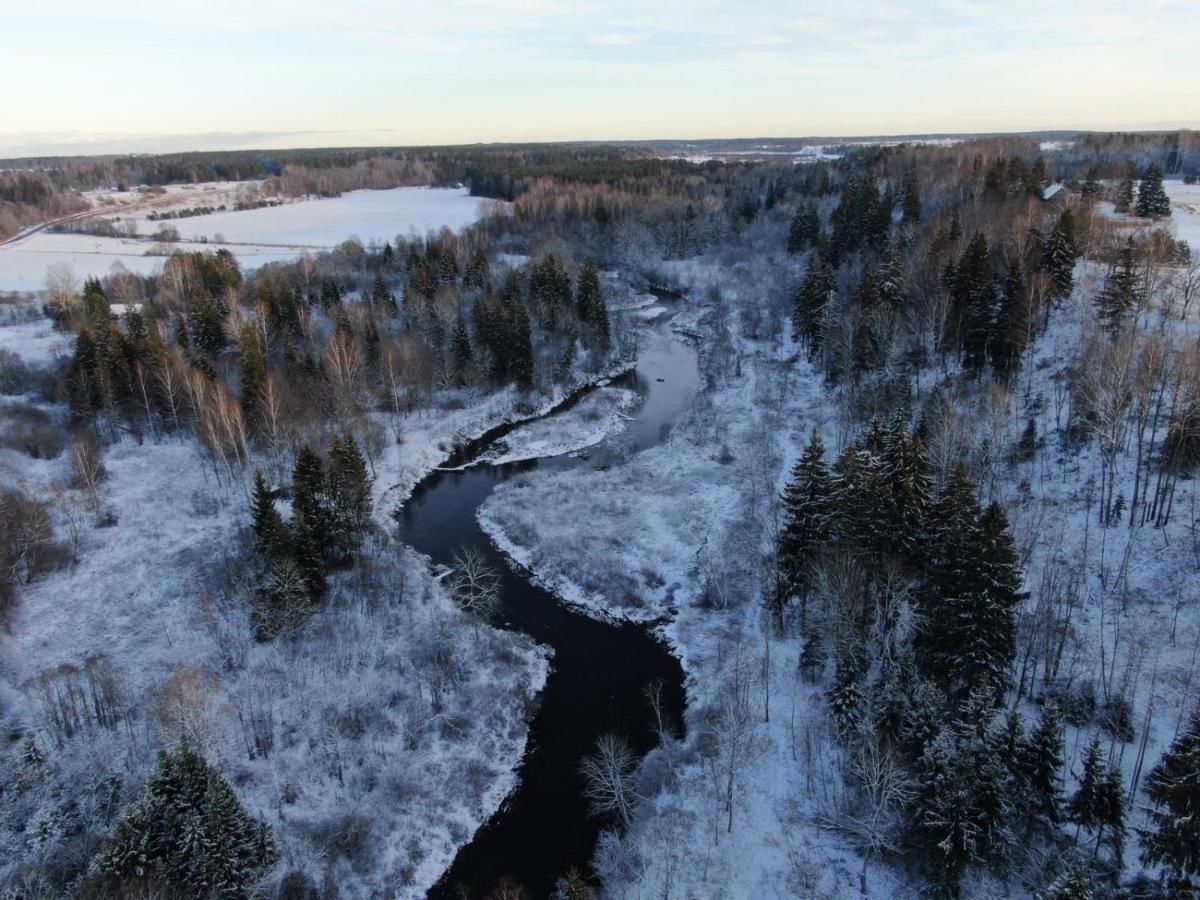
xmin=395 ymin=295 xmax=699 ymax=897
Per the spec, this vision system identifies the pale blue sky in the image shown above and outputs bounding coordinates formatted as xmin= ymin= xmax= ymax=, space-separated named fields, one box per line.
xmin=4 ymin=0 xmax=1198 ymax=156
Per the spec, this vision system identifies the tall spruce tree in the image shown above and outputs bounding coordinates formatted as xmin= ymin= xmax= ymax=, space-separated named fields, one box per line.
xmin=787 ymin=203 xmax=820 ymax=253
xmin=776 ymin=429 xmax=831 ymax=624
xmin=1081 ymin=166 xmax=1102 ymax=199
xmin=238 ymin=326 xmax=266 ymax=430
xmin=793 ymin=253 xmax=835 ymax=353
xmin=250 ymin=470 xmax=288 ymax=561
xmin=1068 ymin=736 xmax=1104 ymax=837
xmin=96 ymin=747 xmax=276 ymax=898
xmin=902 ymin=169 xmax=922 ymax=223
xmin=1042 ymin=208 xmax=1080 ymax=300
xmin=1136 ymin=163 xmax=1171 ymax=219
xmin=327 ymin=433 xmax=372 ymax=560
xmin=970 ymin=502 xmax=1025 ymax=696
xmin=451 ymin=314 xmax=473 ymax=385
xmin=290 ymin=444 xmax=329 ymax=597
xmin=1021 ymin=704 xmax=1064 ymax=825
xmin=1096 ymin=238 xmax=1142 ymax=334
xmin=1098 ymin=763 xmax=1125 ymax=866
xmin=508 ymin=294 xmax=535 ymax=390
xmin=917 ymin=468 xmax=1023 ymax=700
xmin=575 ymin=261 xmax=610 ymax=352
xmin=951 ymin=232 xmax=995 ymax=374
xmin=879 ymin=411 xmax=932 ymax=567
xmin=989 ymin=260 xmax=1029 ymax=380
xmin=1141 ymin=709 xmax=1200 ymax=885
xmin=919 ymin=468 xmax=982 ymax=689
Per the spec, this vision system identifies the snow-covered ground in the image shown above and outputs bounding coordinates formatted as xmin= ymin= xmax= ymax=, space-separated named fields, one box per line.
xmin=0 ymin=315 xmax=70 ymax=365
xmin=128 ymin=186 xmax=490 ymax=246
xmin=0 ymin=187 xmax=491 ymax=293
xmin=0 ymin=233 xmax=302 ymax=293
xmin=1093 ymin=180 xmax=1200 ymax=249
xmin=1166 ymin=180 xmax=1200 ymax=247
xmin=469 ymin=386 xmax=639 ymax=467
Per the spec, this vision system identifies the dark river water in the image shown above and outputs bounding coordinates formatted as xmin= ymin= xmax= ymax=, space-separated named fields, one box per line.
xmin=395 ymin=297 xmax=700 ymax=897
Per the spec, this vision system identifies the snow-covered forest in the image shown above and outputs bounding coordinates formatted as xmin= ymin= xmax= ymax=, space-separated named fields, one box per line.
xmin=4 ymin=131 xmax=1200 ymax=899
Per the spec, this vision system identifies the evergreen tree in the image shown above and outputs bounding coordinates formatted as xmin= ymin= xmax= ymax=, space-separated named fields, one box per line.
xmin=530 ymin=254 xmax=573 ymax=327
xmin=878 ymin=245 xmax=907 ymax=309
xmin=950 ymin=232 xmax=994 ymax=374
xmin=829 ymin=442 xmax=886 ymax=555
xmin=370 ymin=271 xmax=394 ymax=307
xmin=971 ymin=502 xmax=1025 ymax=696
xmin=249 ymin=470 xmax=288 ymax=561
xmin=508 ymin=294 xmax=535 ymax=389
xmin=238 ymin=326 xmax=266 ymax=430
xmin=793 ymin=253 xmax=835 ymax=353
xmin=451 ymin=314 xmax=473 ymax=385
xmin=64 ymin=326 xmax=102 ymax=420
xmin=787 ymin=203 xmax=820 ymax=253
xmin=97 ymin=747 xmax=276 ymax=898
xmin=1096 ymin=238 xmax=1142 ymax=334
xmin=326 ymin=433 xmax=372 ymax=560
xmin=381 ymin=241 xmax=394 ymax=267
xmin=464 ymin=247 xmax=490 ymax=291
xmin=1045 ymin=866 xmax=1094 ymax=900
xmin=575 ymin=261 xmax=610 ymax=352
xmin=1042 ymin=208 xmax=1080 ymax=300
xmin=1081 ymin=166 xmax=1102 ymax=200
xmin=990 ymin=260 xmax=1029 ymax=379
xmin=290 ymin=445 xmax=329 ymax=597
xmin=1030 ymin=155 xmax=1049 ymax=193
xmin=912 ymin=726 xmax=996 ymax=898
xmin=1136 ymin=163 xmax=1171 ymax=218
xmin=1021 ymin=704 xmax=1064 ymax=825
xmin=918 ymin=469 xmax=1023 ymax=700
xmin=879 ymin=411 xmax=932 ymax=567
xmin=1097 ymin=764 xmax=1125 ymax=867
xmin=1141 ymin=709 xmax=1200 ymax=885
xmin=776 ymin=429 xmax=831 ymax=623
xmin=1068 ymin=736 xmax=1104 ymax=836
xmin=188 ymin=295 xmax=227 ymax=359
xmin=828 ymin=647 xmax=864 ymax=736
xmin=902 ymin=169 xmax=922 ymax=223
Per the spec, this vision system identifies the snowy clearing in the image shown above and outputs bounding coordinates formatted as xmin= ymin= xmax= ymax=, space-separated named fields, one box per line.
xmin=0 ymin=187 xmax=490 ymax=293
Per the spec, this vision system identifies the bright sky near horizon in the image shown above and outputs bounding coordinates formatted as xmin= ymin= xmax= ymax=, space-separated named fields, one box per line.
xmin=4 ymin=0 xmax=1198 ymax=156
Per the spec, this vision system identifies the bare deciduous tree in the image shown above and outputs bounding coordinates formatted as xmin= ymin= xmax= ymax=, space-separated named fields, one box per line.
xmin=447 ymin=547 xmax=501 ymax=638
xmin=70 ymin=434 xmax=107 ymax=513
xmin=155 ymin=667 xmax=227 ymax=753
xmin=580 ymin=733 xmax=640 ymax=829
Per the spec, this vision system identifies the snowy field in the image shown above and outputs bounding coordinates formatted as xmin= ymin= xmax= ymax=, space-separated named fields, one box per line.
xmin=128 ymin=186 xmax=489 ymax=246
xmin=0 ymin=233 xmax=302 ymax=293
xmin=1166 ymin=180 xmax=1200 ymax=247
xmin=0 ymin=187 xmax=490 ymax=293
xmin=1094 ymin=180 xmax=1200 ymax=248
xmin=0 ymin=315 xmax=70 ymax=364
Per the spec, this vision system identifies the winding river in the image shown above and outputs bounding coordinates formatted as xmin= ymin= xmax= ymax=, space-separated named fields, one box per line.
xmin=395 ymin=296 xmax=700 ymax=897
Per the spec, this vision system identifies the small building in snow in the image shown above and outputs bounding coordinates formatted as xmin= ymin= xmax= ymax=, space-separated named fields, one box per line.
xmin=1041 ymin=183 xmax=1066 ymax=202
